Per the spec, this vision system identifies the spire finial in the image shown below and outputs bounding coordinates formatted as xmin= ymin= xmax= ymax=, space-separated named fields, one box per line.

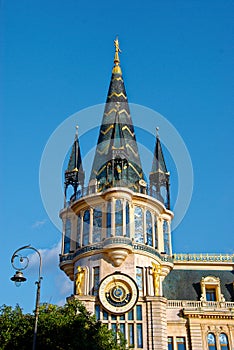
xmin=156 ymin=127 xmax=160 ymax=138
xmin=75 ymin=125 xmax=79 ymax=139
xmin=112 ymin=36 xmax=122 ymax=74
xmin=114 ymin=36 xmax=121 ymax=65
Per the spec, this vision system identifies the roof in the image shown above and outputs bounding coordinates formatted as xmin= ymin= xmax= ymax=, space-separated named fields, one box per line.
xmin=89 ymin=38 xmax=144 ymax=189
xmin=163 ymin=269 xmax=234 ymax=301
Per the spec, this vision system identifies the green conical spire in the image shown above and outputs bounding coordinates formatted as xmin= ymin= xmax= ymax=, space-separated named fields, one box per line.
xmin=90 ymin=38 xmax=144 ymax=191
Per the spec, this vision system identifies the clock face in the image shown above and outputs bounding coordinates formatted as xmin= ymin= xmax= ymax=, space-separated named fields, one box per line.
xmin=98 ymin=273 xmax=139 ymax=314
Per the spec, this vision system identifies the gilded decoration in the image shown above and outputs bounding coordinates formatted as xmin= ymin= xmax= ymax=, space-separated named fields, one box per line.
xmin=152 ymin=262 xmax=161 ymax=296
xmin=75 ymin=266 xmax=85 ymax=295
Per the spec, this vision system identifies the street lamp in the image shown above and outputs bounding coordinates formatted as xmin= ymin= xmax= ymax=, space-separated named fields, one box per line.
xmin=10 ymin=245 xmax=42 ymax=350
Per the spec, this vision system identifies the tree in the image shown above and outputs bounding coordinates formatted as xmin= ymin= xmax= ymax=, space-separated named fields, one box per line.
xmin=0 ymin=300 xmax=127 ymax=350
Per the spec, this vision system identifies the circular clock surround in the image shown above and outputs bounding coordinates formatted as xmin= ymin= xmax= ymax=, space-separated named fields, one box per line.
xmin=98 ymin=273 xmax=139 ymax=314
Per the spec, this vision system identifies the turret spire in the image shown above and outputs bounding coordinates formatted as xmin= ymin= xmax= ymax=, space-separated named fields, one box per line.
xmin=150 ymin=128 xmax=170 ymax=209
xmin=64 ymin=126 xmax=85 ymax=203
xmin=90 ymin=38 xmax=144 ymax=191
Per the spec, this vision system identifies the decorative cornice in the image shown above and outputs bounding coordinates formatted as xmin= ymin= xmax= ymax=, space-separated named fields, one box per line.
xmin=174 ymin=253 xmax=234 ymax=264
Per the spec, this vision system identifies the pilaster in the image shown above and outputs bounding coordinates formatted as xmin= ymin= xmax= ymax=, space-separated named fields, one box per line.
xmin=145 ymin=296 xmax=167 ymax=350
xmin=187 ymin=319 xmax=203 ymax=350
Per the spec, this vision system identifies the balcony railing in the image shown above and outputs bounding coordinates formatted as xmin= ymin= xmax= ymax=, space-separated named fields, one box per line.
xmin=65 ymin=184 xmax=169 ymax=209
xmin=167 ymin=300 xmax=234 ymax=309
xmin=60 ymin=241 xmax=173 ymax=263
xmin=173 ymin=253 xmax=234 ymax=263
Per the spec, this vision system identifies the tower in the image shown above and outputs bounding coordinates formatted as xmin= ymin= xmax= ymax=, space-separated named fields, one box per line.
xmin=60 ymin=38 xmax=174 ymax=349
xmin=59 ymin=39 xmax=234 ymax=349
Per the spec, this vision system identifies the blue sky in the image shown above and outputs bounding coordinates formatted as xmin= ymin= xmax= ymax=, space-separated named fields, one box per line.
xmin=1 ymin=0 xmax=233 ymax=313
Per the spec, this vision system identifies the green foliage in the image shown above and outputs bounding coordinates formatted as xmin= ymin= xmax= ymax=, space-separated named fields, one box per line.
xmin=0 ymin=300 xmax=127 ymax=350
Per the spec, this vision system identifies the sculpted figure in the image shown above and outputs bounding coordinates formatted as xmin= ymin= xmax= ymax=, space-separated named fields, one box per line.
xmin=75 ymin=266 xmax=85 ymax=295
xmin=152 ymin=263 xmax=161 ymax=296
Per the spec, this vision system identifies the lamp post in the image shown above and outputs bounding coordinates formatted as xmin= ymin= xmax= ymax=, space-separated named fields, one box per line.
xmin=10 ymin=245 xmax=42 ymax=350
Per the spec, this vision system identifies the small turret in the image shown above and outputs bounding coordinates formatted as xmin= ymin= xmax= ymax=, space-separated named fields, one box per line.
xmin=150 ymin=128 xmax=170 ymax=209
xmin=64 ymin=126 xmax=85 ymax=204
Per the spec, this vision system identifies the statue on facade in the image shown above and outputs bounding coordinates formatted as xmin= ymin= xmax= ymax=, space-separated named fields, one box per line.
xmin=75 ymin=266 xmax=85 ymax=295
xmin=152 ymin=263 xmax=161 ymax=296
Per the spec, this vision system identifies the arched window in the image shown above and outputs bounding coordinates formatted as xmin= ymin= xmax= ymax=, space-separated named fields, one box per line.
xmin=219 ymin=333 xmax=229 ymax=350
xmin=146 ymin=211 xmax=153 ymax=246
xmin=76 ymin=214 xmax=81 ymax=249
xmin=134 ymin=207 xmax=143 ymax=243
xmin=207 ymin=333 xmax=217 ymax=350
xmin=106 ymin=201 xmax=111 ymax=238
xmin=83 ymin=210 xmax=90 ymax=246
xmin=115 ymin=199 xmax=123 ymax=236
xmin=163 ymin=220 xmax=170 ymax=255
xmin=126 ymin=202 xmax=130 ymax=237
xmin=154 ymin=217 xmax=158 ymax=249
xmin=93 ymin=207 xmax=102 ymax=243
xmin=64 ymin=219 xmax=71 ymax=253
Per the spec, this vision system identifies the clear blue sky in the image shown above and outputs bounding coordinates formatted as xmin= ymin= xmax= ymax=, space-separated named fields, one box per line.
xmin=1 ymin=0 xmax=233 ymax=313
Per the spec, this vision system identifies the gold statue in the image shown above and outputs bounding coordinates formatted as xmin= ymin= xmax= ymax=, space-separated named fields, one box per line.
xmin=152 ymin=263 xmax=161 ymax=296
xmin=75 ymin=266 xmax=85 ymax=295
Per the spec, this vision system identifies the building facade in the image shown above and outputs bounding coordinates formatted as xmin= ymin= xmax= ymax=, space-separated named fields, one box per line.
xmin=59 ymin=39 xmax=234 ymax=350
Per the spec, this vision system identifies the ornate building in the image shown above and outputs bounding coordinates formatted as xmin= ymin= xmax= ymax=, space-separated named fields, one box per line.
xmin=59 ymin=39 xmax=234 ymax=350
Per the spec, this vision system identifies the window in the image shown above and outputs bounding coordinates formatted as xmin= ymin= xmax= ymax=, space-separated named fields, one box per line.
xmin=168 ymin=337 xmax=173 ymax=350
xmin=93 ymin=207 xmax=102 ymax=243
xmin=95 ymin=304 xmax=100 ymax=320
xmin=168 ymin=337 xmax=187 ymax=350
xmin=134 ymin=207 xmax=143 ymax=243
xmin=137 ymin=324 xmax=143 ymax=348
xmin=128 ymin=309 xmax=133 ymax=320
xmin=136 ymin=305 xmax=142 ymax=320
xmin=106 ymin=201 xmax=111 ymax=238
xmin=163 ymin=220 xmax=170 ymax=254
xmin=93 ymin=267 xmax=100 ymax=296
xmin=96 ymin=305 xmax=143 ymax=349
xmin=206 ymin=289 xmax=216 ymax=301
xmin=128 ymin=324 xmax=134 ymax=347
xmin=83 ymin=210 xmax=90 ymax=246
xmin=219 ymin=333 xmax=229 ymax=350
xmin=76 ymin=214 xmax=81 ymax=249
xmin=207 ymin=333 xmax=217 ymax=350
xmin=176 ymin=337 xmax=186 ymax=350
xmin=154 ymin=217 xmax=158 ymax=249
xmin=115 ymin=199 xmax=123 ymax=236
xmin=200 ymin=276 xmax=222 ymax=302
xmin=119 ymin=323 xmax=125 ymax=337
xmin=64 ymin=219 xmax=71 ymax=253
xmin=126 ymin=201 xmax=130 ymax=237
xmin=136 ymin=267 xmax=144 ymax=292
xmin=146 ymin=210 xmax=153 ymax=246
